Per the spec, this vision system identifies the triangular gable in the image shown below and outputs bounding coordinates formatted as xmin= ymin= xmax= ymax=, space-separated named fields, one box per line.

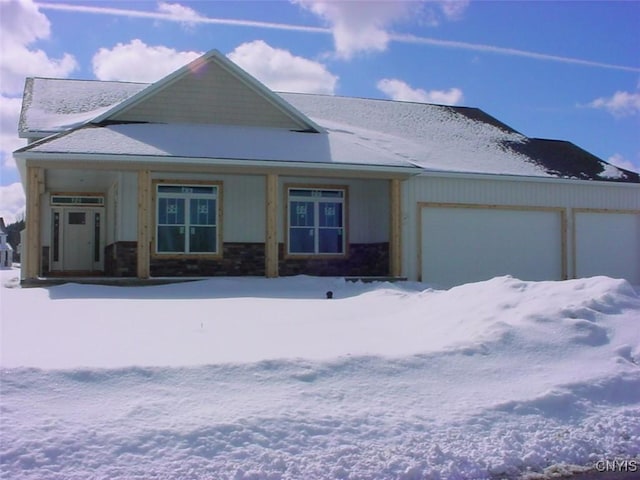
xmin=92 ymin=50 xmax=323 ymax=132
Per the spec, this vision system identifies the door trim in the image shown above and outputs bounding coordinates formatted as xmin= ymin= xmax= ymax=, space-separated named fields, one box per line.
xmin=50 ymin=206 xmax=105 ymax=274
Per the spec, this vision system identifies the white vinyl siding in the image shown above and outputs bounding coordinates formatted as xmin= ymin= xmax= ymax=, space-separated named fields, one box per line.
xmin=111 ymin=61 xmax=303 ymax=129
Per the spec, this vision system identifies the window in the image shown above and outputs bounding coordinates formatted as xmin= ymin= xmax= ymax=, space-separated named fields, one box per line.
xmin=51 ymin=195 xmax=104 ymax=206
xmin=68 ymin=212 xmax=86 ymax=225
xmin=288 ymin=187 xmax=346 ymax=255
xmin=156 ymin=184 xmax=218 ymax=254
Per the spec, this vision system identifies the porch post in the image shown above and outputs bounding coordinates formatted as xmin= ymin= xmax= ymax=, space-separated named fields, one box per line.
xmin=137 ymin=169 xmax=151 ymax=279
xmin=265 ymin=173 xmax=279 ymax=278
xmin=389 ymin=178 xmax=402 ymax=277
xmin=24 ymin=166 xmax=44 ymax=279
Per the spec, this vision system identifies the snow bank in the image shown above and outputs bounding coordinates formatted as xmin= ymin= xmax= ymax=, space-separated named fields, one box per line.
xmin=1 ymin=269 xmax=639 ymax=479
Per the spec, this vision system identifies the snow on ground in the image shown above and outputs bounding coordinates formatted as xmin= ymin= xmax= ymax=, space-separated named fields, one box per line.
xmin=1 ymin=267 xmax=639 ymax=479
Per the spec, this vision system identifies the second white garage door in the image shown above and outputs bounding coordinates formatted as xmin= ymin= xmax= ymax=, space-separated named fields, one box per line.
xmin=420 ymin=204 xmax=564 ymax=288
xmin=574 ymin=210 xmax=640 ymax=284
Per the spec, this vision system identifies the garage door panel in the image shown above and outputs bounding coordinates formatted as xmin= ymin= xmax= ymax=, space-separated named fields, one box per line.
xmin=421 ymin=206 xmax=563 ymax=288
xmin=575 ymin=212 xmax=640 ymax=284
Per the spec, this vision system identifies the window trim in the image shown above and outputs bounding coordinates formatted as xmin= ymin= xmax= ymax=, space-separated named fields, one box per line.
xmin=152 ymin=180 xmax=223 ymax=259
xmin=284 ymin=183 xmax=349 ymax=259
xmin=51 ymin=192 xmax=105 ymax=206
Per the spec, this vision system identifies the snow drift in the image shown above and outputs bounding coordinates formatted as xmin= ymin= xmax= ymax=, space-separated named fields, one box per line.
xmin=1 ymin=270 xmax=639 ymax=479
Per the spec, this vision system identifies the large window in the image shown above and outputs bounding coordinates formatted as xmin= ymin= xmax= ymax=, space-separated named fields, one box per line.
xmin=156 ymin=184 xmax=219 ymax=254
xmin=288 ymin=187 xmax=346 ymax=255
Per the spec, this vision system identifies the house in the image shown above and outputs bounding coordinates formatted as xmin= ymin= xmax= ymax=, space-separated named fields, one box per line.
xmin=14 ymin=50 xmax=640 ymax=287
xmin=0 ymin=218 xmax=14 ymax=268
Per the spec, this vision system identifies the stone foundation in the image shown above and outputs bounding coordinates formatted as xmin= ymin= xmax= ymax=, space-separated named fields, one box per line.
xmin=150 ymin=242 xmax=265 ymax=277
xmin=42 ymin=246 xmax=50 ymax=276
xmin=103 ymin=241 xmax=389 ymax=277
xmin=105 ymin=241 xmax=138 ymax=277
xmin=278 ymin=242 xmax=389 ymax=277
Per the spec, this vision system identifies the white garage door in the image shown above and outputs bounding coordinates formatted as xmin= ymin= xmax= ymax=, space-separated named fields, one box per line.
xmin=420 ymin=205 xmax=564 ymax=288
xmin=574 ymin=211 xmax=640 ymax=284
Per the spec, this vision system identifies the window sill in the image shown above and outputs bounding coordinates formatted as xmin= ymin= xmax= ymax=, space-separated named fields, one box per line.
xmin=284 ymin=253 xmax=348 ymax=260
xmin=152 ymin=253 xmax=223 ymax=260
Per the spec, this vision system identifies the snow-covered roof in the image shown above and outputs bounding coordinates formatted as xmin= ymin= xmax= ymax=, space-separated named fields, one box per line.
xmin=19 ymin=77 xmax=147 ymax=136
xmin=20 ymin=122 xmax=413 ymax=169
xmin=16 ymin=75 xmax=639 ymax=182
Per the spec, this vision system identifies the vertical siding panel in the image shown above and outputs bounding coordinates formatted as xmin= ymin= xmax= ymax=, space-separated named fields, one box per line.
xmin=223 ymin=175 xmax=265 ymax=242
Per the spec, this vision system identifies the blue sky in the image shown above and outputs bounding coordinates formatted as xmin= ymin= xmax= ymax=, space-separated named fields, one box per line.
xmin=1 ymin=0 xmax=639 ymax=223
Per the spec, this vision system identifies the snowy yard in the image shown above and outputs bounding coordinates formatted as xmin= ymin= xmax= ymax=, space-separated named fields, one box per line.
xmin=1 ymin=267 xmax=639 ymax=479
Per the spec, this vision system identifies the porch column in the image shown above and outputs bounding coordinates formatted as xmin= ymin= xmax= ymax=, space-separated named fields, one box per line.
xmin=24 ymin=166 xmax=44 ymax=279
xmin=137 ymin=169 xmax=151 ymax=279
xmin=265 ymin=173 xmax=279 ymax=278
xmin=389 ymin=178 xmax=402 ymax=277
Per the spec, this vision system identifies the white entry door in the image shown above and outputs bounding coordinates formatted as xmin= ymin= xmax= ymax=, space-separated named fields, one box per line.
xmin=55 ymin=208 xmax=104 ymax=272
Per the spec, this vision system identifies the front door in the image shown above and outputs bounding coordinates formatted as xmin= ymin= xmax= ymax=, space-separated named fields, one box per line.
xmin=63 ymin=211 xmax=94 ymax=271
xmin=52 ymin=207 xmax=104 ymax=273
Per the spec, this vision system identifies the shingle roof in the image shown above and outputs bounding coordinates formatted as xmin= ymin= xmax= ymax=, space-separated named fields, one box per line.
xmin=16 ymin=77 xmax=638 ymax=183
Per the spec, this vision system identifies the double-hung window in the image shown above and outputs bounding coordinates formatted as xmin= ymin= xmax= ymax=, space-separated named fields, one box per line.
xmin=288 ymin=187 xmax=346 ymax=255
xmin=156 ymin=184 xmax=219 ymax=254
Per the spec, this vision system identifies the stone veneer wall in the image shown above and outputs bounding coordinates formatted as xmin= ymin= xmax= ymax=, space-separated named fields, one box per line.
xmin=104 ymin=241 xmax=389 ymax=277
xmin=105 ymin=241 xmax=138 ymax=277
xmin=42 ymin=246 xmax=50 ymax=276
xmin=278 ymin=242 xmax=389 ymax=277
xmin=150 ymin=242 xmax=265 ymax=277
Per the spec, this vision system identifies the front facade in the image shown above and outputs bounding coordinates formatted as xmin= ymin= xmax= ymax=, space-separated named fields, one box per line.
xmin=15 ymin=50 xmax=640 ymax=287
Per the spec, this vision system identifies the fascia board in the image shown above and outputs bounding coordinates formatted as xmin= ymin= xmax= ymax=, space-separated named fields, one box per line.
xmin=16 ymin=151 xmax=419 ymax=177
xmin=417 ymin=169 xmax=640 ymax=187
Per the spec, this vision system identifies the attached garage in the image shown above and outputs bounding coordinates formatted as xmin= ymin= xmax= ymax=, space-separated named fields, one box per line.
xmin=574 ymin=210 xmax=640 ymax=284
xmin=419 ymin=203 xmax=565 ymax=288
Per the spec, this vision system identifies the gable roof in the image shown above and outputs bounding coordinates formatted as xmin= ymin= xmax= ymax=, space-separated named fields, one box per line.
xmin=91 ymin=50 xmax=323 ymax=133
xmin=15 ymin=52 xmax=639 ymax=183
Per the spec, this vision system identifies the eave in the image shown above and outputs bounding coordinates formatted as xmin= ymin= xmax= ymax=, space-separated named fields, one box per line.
xmin=14 ymin=151 xmax=420 ymax=180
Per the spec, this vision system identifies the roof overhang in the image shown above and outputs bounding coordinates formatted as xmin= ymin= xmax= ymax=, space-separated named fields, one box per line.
xmin=416 ymin=168 xmax=640 ymax=187
xmin=15 ymin=151 xmax=419 ymax=180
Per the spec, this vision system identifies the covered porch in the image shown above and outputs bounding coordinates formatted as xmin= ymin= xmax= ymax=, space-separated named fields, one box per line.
xmin=22 ymin=161 xmax=408 ymax=282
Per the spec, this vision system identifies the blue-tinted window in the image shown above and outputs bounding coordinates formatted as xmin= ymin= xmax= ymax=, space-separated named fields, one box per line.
xmin=288 ymin=188 xmax=345 ymax=255
xmin=156 ymin=185 xmax=218 ymax=254
xmin=290 ymin=228 xmax=315 ymax=253
xmin=290 ymin=201 xmax=314 ymax=227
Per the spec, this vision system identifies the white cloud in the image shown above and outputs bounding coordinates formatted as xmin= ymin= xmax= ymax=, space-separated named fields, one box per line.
xmin=587 ymin=91 xmax=640 ymax=117
xmin=293 ymin=0 xmax=469 ymax=59
xmin=92 ymin=39 xmax=201 ymax=82
xmin=156 ymin=2 xmax=203 ymax=28
xmin=228 ymin=40 xmax=338 ymax=94
xmin=377 ymin=78 xmax=463 ymax=105
xmin=0 ymin=0 xmax=78 ymax=95
xmin=293 ymin=0 xmax=416 ymax=59
xmin=0 ymin=182 xmax=26 ymax=225
xmin=607 ymin=153 xmax=639 ymax=173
